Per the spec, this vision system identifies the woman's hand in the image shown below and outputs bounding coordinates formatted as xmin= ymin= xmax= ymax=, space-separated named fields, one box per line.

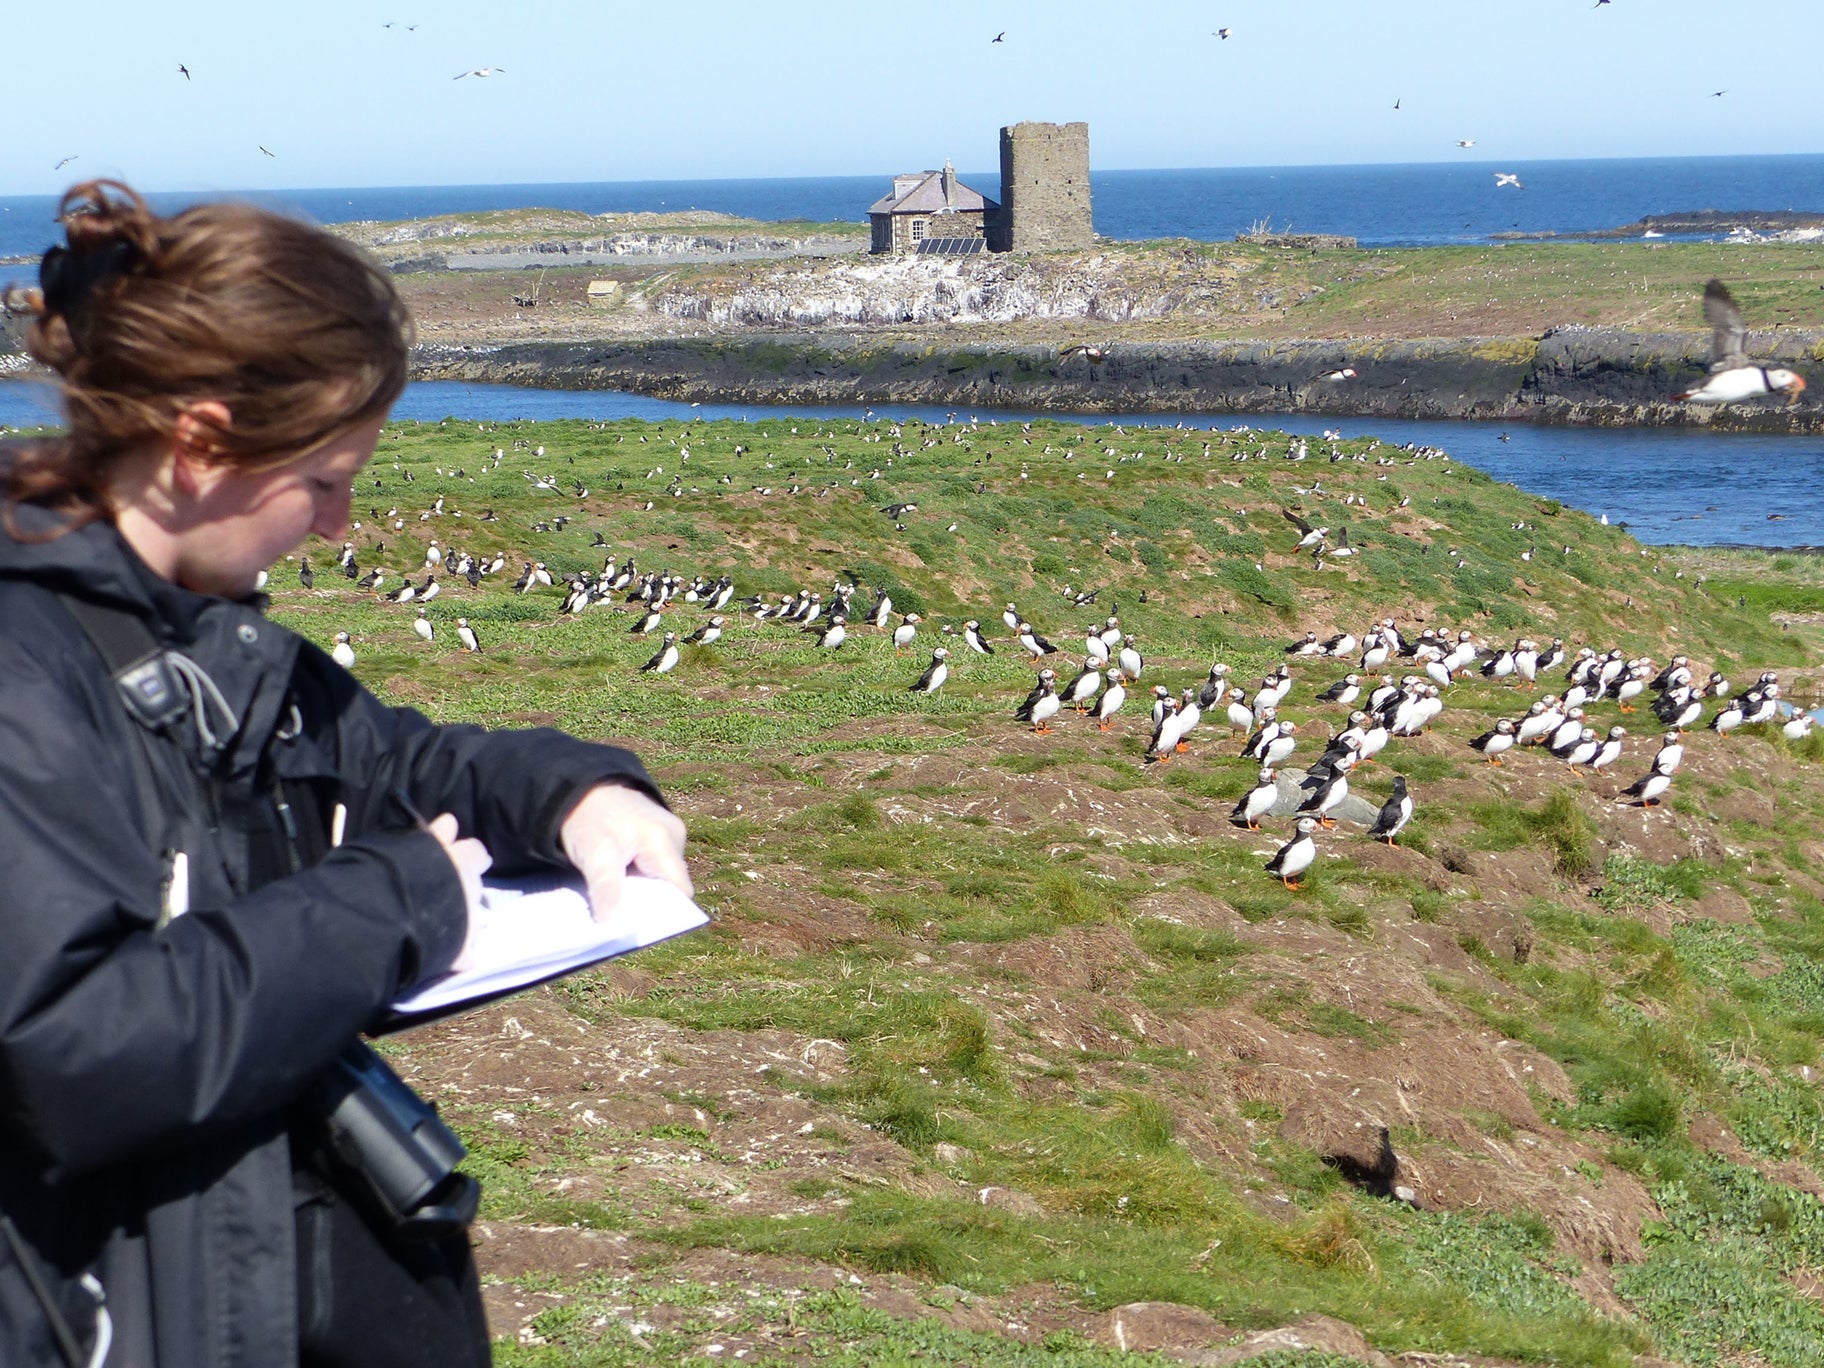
xmin=427 ymin=812 xmax=494 ymax=972
xmin=559 ymin=784 xmax=692 ymax=921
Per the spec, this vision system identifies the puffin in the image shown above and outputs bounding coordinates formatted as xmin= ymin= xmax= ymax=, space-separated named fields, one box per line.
xmin=1470 ymin=717 xmax=1517 ymax=765
xmin=816 ymin=615 xmax=848 ymax=649
xmin=1017 ymin=621 xmax=1057 ymax=658
xmin=1296 ymin=758 xmax=1351 ymax=829
xmin=1226 ymin=687 xmax=1255 ymax=733
xmin=1062 ymin=661 xmax=1103 ymax=711
xmin=455 ymin=619 xmax=480 ymax=653
xmin=1783 ymin=713 xmax=1816 ymax=742
xmin=1366 ymin=775 xmax=1413 ymax=846
xmin=893 ymin=613 xmax=922 ymax=651
xmin=412 ymin=608 xmax=434 ymax=643
xmin=330 ymin=631 xmax=356 ymax=670
xmin=1709 ymin=698 xmax=1746 ymax=735
xmin=1118 ymin=635 xmax=1144 ymax=679
xmin=1651 ymin=731 xmax=1685 ymax=775
xmin=1232 ymin=767 xmax=1279 ymax=830
xmin=629 ymin=606 xmax=662 ymax=635
xmin=1589 ymin=726 xmax=1626 ymax=771
xmin=1283 ymin=509 xmax=1327 ymax=553
xmin=1675 ymin=279 xmax=1808 ymax=405
xmin=1620 ymin=769 xmax=1673 ymax=808
xmin=1094 ymin=669 xmax=1128 ymax=730
xmin=1265 ymin=817 xmax=1320 ymax=889
xmin=640 ymin=632 xmax=680 ymax=675
xmin=1175 ymin=686 xmax=1203 ymax=751
xmin=1016 ymin=670 xmax=1060 ymax=731
xmin=1318 ymin=673 xmax=1362 ymax=704
xmin=962 ymin=620 xmax=995 ymax=655
xmin=1261 ymin=722 xmax=1300 ymax=768
xmin=684 ymin=616 xmax=725 ymax=645
xmin=910 ymin=648 xmax=949 ymax=694
xmin=1146 ymin=697 xmax=1186 ymax=764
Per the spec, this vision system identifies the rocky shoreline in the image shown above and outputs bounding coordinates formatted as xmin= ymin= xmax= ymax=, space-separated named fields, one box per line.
xmin=411 ymin=326 xmax=1824 ymax=431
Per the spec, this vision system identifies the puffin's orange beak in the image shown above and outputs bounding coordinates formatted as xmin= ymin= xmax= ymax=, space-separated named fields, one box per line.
xmin=1790 ymin=375 xmax=1808 ymax=405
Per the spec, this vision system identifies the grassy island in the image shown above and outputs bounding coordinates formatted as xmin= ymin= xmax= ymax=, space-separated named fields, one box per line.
xmin=263 ymin=411 xmax=1824 ymax=1366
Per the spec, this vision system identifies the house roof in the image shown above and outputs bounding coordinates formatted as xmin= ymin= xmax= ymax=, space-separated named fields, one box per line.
xmin=868 ymin=167 xmax=997 ymax=216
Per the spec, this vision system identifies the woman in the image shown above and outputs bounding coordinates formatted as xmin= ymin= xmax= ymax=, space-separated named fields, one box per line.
xmin=0 ymin=182 xmax=688 ymax=1367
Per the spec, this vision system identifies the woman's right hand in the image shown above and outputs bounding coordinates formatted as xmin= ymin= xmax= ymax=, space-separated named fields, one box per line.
xmin=427 ymin=812 xmax=493 ymax=972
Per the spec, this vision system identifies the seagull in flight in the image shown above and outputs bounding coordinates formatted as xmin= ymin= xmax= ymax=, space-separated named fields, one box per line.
xmin=1710 ymin=89 xmax=1728 ymax=98
xmin=1456 ymin=139 xmax=1476 ymax=148
xmin=1494 ymin=172 xmax=1523 ymax=188
xmin=53 ymin=155 xmax=78 ymax=170
xmin=177 ymin=64 xmax=191 ymax=80
xmin=1214 ymin=27 xmax=1231 ymax=39
xmin=1392 ymin=98 xmax=1401 ymax=110
xmin=453 ymin=66 xmax=505 ymax=79
xmin=259 ymin=145 xmax=276 ymax=157
xmin=992 ymin=30 xmax=1005 ymax=42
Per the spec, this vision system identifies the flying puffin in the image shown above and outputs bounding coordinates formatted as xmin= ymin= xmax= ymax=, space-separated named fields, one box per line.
xmin=1266 ymin=817 xmax=1320 ymax=889
xmin=1675 ymin=279 xmax=1808 ymax=405
xmin=1366 ymin=775 xmax=1413 ymax=846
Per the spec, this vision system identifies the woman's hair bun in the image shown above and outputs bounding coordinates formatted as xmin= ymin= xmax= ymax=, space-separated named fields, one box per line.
xmin=36 ymin=181 xmax=158 ymax=327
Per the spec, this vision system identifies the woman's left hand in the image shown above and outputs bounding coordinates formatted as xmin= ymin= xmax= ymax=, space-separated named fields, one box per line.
xmin=559 ymin=783 xmax=692 ymax=920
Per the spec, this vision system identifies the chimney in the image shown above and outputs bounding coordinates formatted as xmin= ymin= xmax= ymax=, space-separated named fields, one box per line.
xmin=943 ymin=160 xmax=956 ymax=209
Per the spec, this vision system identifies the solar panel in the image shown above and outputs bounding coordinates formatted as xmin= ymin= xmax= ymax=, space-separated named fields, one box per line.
xmin=916 ymin=237 xmax=986 ymax=257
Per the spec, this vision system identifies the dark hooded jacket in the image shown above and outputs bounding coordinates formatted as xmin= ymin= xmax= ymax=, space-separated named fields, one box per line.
xmin=0 ymin=501 xmax=659 ymax=1368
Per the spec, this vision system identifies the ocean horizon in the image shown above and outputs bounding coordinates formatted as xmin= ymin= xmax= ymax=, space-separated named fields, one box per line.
xmin=5 ymin=152 xmax=1824 ymax=259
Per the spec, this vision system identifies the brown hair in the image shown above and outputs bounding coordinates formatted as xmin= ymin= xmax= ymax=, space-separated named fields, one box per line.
xmin=3 ymin=179 xmax=411 ymax=529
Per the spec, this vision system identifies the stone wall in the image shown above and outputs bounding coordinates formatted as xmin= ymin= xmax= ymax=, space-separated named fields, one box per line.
xmin=997 ymin=121 xmax=1093 ymax=252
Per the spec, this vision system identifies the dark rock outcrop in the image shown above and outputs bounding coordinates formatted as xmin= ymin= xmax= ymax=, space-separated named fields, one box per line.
xmin=410 ymin=326 xmax=1824 ymax=432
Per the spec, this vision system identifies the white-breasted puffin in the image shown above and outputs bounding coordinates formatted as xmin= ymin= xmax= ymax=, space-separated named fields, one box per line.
xmin=910 ymin=648 xmax=949 ymax=694
xmin=1265 ymin=817 xmax=1319 ymax=889
xmin=412 ymin=608 xmax=433 ymax=643
xmin=962 ymin=620 xmax=994 ymax=655
xmin=684 ymin=616 xmax=724 ymax=645
xmin=816 ymin=616 xmax=848 ymax=649
xmin=1470 ymin=718 xmax=1516 ymax=765
xmin=1232 ymin=767 xmax=1279 ymax=830
xmin=330 ymin=631 xmax=356 ymax=670
xmin=1094 ymin=670 xmax=1128 ymax=731
xmin=1017 ymin=671 xmax=1061 ymax=733
xmin=455 ymin=619 xmax=480 ymax=653
xmin=1675 ymin=279 xmax=1808 ymax=406
xmin=641 ymin=632 xmax=680 ymax=674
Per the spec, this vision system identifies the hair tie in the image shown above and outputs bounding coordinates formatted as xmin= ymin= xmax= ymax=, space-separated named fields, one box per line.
xmin=39 ymin=240 xmax=141 ymax=317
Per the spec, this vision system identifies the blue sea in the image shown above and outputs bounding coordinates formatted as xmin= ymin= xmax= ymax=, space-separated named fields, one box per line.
xmin=5 ymin=153 xmax=1824 ymax=258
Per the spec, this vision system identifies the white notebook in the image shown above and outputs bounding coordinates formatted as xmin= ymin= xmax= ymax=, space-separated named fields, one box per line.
xmin=387 ymin=872 xmax=707 ymax=1025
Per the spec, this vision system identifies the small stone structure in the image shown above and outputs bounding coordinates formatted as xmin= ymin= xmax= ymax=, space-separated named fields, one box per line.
xmin=585 ymin=280 xmax=619 ymax=305
xmin=868 ymin=163 xmax=997 ymax=254
xmin=868 ymin=121 xmax=1093 ymax=255
xmin=994 ymin=121 xmax=1093 ymax=253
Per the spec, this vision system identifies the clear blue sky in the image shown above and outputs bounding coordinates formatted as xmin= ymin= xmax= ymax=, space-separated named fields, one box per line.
xmin=5 ymin=0 xmax=1820 ymax=194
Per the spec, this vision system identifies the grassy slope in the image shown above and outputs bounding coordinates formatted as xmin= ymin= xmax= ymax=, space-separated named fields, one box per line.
xmin=269 ymin=415 xmax=1824 ymax=1367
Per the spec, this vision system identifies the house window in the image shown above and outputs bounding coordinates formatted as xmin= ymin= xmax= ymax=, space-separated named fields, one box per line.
xmin=909 ymin=219 xmax=925 ymax=242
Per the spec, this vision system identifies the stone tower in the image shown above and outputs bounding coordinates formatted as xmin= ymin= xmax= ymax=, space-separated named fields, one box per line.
xmin=995 ymin=121 xmax=1093 ymax=252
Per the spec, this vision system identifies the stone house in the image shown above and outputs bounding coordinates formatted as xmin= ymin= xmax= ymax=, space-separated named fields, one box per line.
xmin=868 ymin=162 xmax=997 ymax=254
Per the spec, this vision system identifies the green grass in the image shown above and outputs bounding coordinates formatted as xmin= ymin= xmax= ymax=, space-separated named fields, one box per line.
xmin=254 ymin=413 xmax=1824 ymax=1368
